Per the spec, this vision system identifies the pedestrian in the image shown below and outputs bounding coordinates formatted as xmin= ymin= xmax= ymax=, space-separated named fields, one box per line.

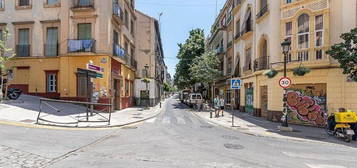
xmin=214 ymin=96 xmax=219 ymax=118
xmin=219 ymin=96 xmax=225 ymax=117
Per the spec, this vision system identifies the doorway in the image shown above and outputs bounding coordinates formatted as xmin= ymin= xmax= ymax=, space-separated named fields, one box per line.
xmin=114 ymin=79 xmax=121 ymax=110
xmin=260 ymin=86 xmax=268 ymax=118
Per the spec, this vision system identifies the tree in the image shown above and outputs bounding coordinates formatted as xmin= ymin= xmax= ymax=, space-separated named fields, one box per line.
xmin=326 ymin=28 xmax=357 ymax=81
xmin=0 ymin=28 xmax=15 ymax=100
xmin=190 ymin=51 xmax=221 ymax=88
xmin=174 ymin=29 xmax=205 ymax=89
xmin=163 ymin=82 xmax=171 ymax=92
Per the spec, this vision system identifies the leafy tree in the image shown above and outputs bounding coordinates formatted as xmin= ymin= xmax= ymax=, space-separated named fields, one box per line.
xmin=190 ymin=51 xmax=221 ymax=88
xmin=327 ymin=28 xmax=357 ymax=81
xmin=174 ymin=29 xmax=205 ymax=89
xmin=0 ymin=28 xmax=15 ymax=100
xmin=163 ymin=82 xmax=171 ymax=92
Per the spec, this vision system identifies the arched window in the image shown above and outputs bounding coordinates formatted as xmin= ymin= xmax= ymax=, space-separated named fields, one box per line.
xmin=298 ymin=14 xmax=309 ymax=49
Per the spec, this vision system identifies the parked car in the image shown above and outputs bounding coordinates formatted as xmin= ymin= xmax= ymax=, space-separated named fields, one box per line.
xmin=188 ymin=93 xmax=203 ymax=107
xmin=180 ymin=90 xmax=190 ymax=104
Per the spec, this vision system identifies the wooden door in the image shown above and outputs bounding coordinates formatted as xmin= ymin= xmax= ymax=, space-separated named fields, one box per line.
xmin=261 ymin=86 xmax=268 ymax=118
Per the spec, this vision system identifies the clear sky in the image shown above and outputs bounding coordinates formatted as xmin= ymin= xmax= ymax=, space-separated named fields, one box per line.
xmin=136 ymin=0 xmax=225 ymax=79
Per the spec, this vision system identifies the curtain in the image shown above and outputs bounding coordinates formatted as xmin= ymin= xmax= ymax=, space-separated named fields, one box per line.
xmin=78 ymin=23 xmax=91 ymax=40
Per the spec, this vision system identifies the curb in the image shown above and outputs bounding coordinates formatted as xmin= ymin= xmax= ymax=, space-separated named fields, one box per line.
xmin=0 ymin=100 xmax=167 ymax=130
xmin=190 ymin=110 xmax=351 ymax=146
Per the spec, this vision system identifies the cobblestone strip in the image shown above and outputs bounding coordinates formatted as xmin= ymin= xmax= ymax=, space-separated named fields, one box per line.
xmin=0 ymin=145 xmax=52 ymax=168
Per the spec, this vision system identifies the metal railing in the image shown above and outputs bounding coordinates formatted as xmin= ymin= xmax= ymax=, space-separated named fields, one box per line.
xmin=16 ymin=44 xmax=30 ymax=57
xmin=256 ymin=5 xmax=269 ymax=19
xmin=254 ymin=56 xmax=269 ymax=71
xmin=37 ymin=98 xmax=112 ymax=126
xmin=243 ymin=63 xmax=252 ymax=72
xmin=73 ymin=0 xmax=94 ymax=8
xmin=44 ymin=43 xmax=59 ymax=57
xmin=68 ymin=39 xmax=96 ymax=53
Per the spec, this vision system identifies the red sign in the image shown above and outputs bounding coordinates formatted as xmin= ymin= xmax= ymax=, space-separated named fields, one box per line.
xmin=87 ymin=64 xmax=104 ymax=72
xmin=279 ymin=77 xmax=292 ymax=88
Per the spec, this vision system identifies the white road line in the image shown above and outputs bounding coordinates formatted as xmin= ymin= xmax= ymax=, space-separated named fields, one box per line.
xmin=162 ymin=117 xmax=171 ymax=124
xmin=305 ymin=164 xmax=346 ymax=168
xmin=145 ymin=117 xmax=156 ymax=123
xmin=177 ymin=117 xmax=186 ymax=125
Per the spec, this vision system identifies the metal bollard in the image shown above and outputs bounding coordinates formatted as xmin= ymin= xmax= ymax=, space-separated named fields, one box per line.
xmin=210 ymin=111 xmax=213 ymax=118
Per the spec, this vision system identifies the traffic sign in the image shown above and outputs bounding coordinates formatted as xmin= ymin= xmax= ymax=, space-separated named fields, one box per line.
xmin=279 ymin=77 xmax=292 ymax=88
xmin=231 ymin=78 xmax=241 ymax=90
xmin=87 ymin=64 xmax=104 ymax=72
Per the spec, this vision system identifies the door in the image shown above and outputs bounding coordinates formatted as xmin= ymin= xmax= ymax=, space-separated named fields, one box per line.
xmin=234 ymin=90 xmax=240 ymax=110
xmin=245 ymin=87 xmax=254 ymax=114
xmin=114 ymin=79 xmax=121 ymax=110
xmin=261 ymin=86 xmax=268 ymax=118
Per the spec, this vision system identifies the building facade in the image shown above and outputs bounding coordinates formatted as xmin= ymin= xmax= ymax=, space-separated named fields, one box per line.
xmin=208 ymin=0 xmax=357 ymax=127
xmin=134 ymin=11 xmax=165 ymax=107
xmin=0 ymin=0 xmax=137 ymax=110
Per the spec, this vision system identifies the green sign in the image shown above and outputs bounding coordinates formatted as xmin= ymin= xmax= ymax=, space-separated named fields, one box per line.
xmin=96 ymin=73 xmax=103 ymax=78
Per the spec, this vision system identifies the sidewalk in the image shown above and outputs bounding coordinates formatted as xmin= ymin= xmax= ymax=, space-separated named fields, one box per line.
xmin=193 ymin=109 xmax=357 ymax=147
xmin=0 ymin=95 xmax=165 ymax=128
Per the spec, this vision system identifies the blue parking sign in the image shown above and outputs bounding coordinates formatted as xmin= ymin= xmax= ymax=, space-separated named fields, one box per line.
xmin=231 ymin=78 xmax=241 ymax=89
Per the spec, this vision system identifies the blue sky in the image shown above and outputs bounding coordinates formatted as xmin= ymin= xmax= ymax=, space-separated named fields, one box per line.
xmin=136 ymin=0 xmax=225 ymax=78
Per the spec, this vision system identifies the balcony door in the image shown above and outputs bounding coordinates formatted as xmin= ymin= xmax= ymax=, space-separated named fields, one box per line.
xmin=45 ymin=27 xmax=58 ymax=56
xmin=18 ymin=28 xmax=30 ymax=57
xmin=78 ymin=23 xmax=92 ymax=40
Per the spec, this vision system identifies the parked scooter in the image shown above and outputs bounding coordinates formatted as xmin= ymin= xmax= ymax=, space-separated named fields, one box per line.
xmin=327 ymin=109 xmax=357 ymax=142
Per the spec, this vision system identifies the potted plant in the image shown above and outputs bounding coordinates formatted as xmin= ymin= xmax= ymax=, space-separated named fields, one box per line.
xmin=264 ymin=69 xmax=278 ymax=78
xmin=293 ymin=66 xmax=311 ymax=76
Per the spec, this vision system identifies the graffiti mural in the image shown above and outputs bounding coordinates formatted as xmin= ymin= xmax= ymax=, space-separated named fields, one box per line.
xmin=286 ymin=84 xmax=327 ymax=126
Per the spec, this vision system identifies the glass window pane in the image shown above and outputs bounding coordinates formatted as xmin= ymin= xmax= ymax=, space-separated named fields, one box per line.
xmin=286 ymin=22 xmax=292 ymax=36
xmin=47 ymin=0 xmax=58 ymax=5
xmin=298 ymin=14 xmax=309 ymax=33
xmin=316 ymin=31 xmax=323 ymax=47
xmin=19 ymin=29 xmax=29 ymax=44
xmin=78 ymin=23 xmax=91 ymax=40
xmin=315 ymin=15 xmax=323 ymax=30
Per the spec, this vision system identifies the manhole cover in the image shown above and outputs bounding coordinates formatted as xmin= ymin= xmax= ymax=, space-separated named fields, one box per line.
xmin=222 ymin=135 xmax=240 ymax=140
xmin=224 ymin=143 xmax=244 ymax=150
xmin=200 ymin=125 xmax=213 ymax=129
xmin=305 ymin=136 xmax=326 ymax=140
xmin=20 ymin=119 xmax=35 ymax=123
xmin=121 ymin=126 xmax=138 ymax=129
xmin=133 ymin=117 xmax=144 ymax=119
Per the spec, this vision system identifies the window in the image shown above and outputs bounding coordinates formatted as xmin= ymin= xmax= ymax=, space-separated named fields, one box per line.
xmin=0 ymin=0 xmax=4 ymax=9
xmin=45 ymin=27 xmax=58 ymax=56
xmin=316 ymin=49 xmax=323 ymax=60
xmin=124 ymin=10 xmax=129 ymax=28
xmin=17 ymin=28 xmax=30 ymax=57
xmin=77 ymin=73 xmax=88 ymax=97
xmin=298 ymin=14 xmax=309 ymax=49
xmin=245 ymin=48 xmax=252 ymax=70
xmin=130 ymin=20 xmax=134 ymax=36
xmin=47 ymin=73 xmax=57 ymax=92
xmin=19 ymin=0 xmax=30 ymax=6
xmin=227 ymin=57 xmax=232 ymax=74
xmin=78 ymin=23 xmax=91 ymax=40
xmin=226 ymin=90 xmax=231 ymax=104
xmin=315 ymin=15 xmax=323 ymax=47
xmin=47 ymin=0 xmax=59 ymax=6
xmin=125 ymin=80 xmax=129 ymax=96
xmin=78 ymin=0 xmax=92 ymax=7
xmin=235 ymin=20 xmax=240 ymax=38
xmin=286 ymin=0 xmax=292 ymax=4
xmin=285 ymin=22 xmax=292 ymax=62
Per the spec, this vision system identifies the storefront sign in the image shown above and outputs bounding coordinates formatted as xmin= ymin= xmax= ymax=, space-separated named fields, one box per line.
xmin=87 ymin=64 xmax=104 ymax=73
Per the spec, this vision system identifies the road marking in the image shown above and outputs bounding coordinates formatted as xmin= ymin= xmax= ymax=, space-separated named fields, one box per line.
xmin=177 ymin=117 xmax=186 ymax=125
xmin=305 ymin=164 xmax=346 ymax=168
xmin=162 ymin=117 xmax=171 ymax=124
xmin=145 ymin=117 xmax=156 ymax=123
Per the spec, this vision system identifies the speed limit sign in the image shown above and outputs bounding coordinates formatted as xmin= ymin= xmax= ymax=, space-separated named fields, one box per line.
xmin=279 ymin=77 xmax=292 ymax=88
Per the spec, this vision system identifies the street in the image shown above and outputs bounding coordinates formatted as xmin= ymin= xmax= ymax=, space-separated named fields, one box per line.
xmin=0 ymin=96 xmax=356 ymax=168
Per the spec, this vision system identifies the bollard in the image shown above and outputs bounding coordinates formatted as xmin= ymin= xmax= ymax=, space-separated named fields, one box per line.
xmin=210 ymin=111 xmax=213 ymax=118
xmin=160 ymin=101 xmax=162 ymax=108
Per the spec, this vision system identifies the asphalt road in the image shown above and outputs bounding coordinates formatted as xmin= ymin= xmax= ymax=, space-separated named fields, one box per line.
xmin=1 ymin=96 xmax=357 ymax=168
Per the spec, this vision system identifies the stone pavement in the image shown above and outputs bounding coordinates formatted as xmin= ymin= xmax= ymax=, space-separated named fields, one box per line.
xmin=0 ymin=95 xmax=165 ymax=128
xmin=193 ymin=109 xmax=357 ymax=146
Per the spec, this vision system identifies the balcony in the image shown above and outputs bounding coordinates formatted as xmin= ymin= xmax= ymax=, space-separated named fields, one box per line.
xmin=113 ymin=44 xmax=125 ymax=57
xmin=44 ymin=43 xmax=59 ymax=57
xmin=113 ymin=3 xmax=123 ymax=23
xmin=254 ymin=56 xmax=269 ymax=71
xmin=243 ymin=64 xmax=252 ymax=72
xmin=16 ymin=44 xmax=30 ymax=57
xmin=256 ymin=5 xmax=269 ymax=20
xmin=72 ymin=0 xmax=94 ymax=11
xmin=67 ymin=39 xmax=95 ymax=53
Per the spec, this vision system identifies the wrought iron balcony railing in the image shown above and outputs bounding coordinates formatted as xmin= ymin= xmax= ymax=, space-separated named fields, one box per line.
xmin=68 ymin=39 xmax=95 ymax=53
xmin=16 ymin=44 xmax=31 ymax=57
xmin=44 ymin=43 xmax=59 ymax=57
xmin=256 ymin=5 xmax=269 ymax=19
xmin=254 ymin=56 xmax=269 ymax=71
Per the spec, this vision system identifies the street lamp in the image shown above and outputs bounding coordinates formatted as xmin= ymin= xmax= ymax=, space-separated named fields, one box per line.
xmin=281 ymin=38 xmax=291 ymax=127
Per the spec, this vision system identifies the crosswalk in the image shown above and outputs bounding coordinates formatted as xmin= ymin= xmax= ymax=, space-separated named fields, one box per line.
xmin=145 ymin=116 xmax=189 ymax=125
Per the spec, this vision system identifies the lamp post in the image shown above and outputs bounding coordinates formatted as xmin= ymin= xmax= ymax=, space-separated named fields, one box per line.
xmin=281 ymin=38 xmax=291 ymax=128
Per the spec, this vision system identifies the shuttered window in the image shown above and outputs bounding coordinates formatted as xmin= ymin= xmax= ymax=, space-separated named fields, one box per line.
xmin=78 ymin=23 xmax=92 ymax=40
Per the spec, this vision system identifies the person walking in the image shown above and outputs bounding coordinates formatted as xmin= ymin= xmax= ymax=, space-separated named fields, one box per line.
xmin=213 ymin=96 xmax=220 ymax=118
xmin=219 ymin=96 xmax=225 ymax=117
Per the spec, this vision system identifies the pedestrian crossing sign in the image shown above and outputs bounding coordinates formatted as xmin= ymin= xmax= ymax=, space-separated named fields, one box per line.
xmin=231 ymin=78 xmax=241 ymax=89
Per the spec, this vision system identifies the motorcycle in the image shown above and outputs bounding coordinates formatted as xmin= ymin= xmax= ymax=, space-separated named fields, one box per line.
xmin=327 ymin=110 xmax=357 ymax=142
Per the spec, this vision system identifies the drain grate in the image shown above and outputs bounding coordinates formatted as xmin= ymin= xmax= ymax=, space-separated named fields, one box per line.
xmin=224 ymin=143 xmax=244 ymax=150
xmin=121 ymin=126 xmax=138 ymax=129
xmin=222 ymin=135 xmax=240 ymax=140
